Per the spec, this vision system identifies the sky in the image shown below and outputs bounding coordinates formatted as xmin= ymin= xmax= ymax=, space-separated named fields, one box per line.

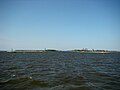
xmin=0 ymin=0 xmax=120 ymax=51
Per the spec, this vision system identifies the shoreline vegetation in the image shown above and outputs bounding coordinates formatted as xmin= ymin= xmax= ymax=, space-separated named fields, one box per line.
xmin=0 ymin=49 xmax=119 ymax=53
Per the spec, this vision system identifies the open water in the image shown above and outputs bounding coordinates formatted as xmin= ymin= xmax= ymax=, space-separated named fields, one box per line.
xmin=0 ymin=52 xmax=120 ymax=90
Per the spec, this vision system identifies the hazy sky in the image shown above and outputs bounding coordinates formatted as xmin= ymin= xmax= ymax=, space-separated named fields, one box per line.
xmin=0 ymin=0 xmax=120 ymax=51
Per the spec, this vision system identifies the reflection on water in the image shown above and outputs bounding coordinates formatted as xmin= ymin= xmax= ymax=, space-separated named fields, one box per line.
xmin=0 ymin=52 xmax=120 ymax=90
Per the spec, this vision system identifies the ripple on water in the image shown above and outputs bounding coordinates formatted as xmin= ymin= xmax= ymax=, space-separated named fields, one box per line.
xmin=0 ymin=76 xmax=49 ymax=90
xmin=60 ymin=76 xmax=85 ymax=85
xmin=50 ymin=85 xmax=91 ymax=90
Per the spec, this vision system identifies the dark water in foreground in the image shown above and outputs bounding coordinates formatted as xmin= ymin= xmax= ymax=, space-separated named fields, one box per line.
xmin=0 ymin=52 xmax=120 ymax=90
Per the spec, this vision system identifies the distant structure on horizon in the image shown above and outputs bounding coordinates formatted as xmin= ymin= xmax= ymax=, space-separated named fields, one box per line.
xmin=11 ymin=48 xmax=14 ymax=52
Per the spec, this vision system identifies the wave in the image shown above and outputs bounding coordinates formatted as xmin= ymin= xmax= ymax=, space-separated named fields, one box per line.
xmin=0 ymin=76 xmax=49 ymax=90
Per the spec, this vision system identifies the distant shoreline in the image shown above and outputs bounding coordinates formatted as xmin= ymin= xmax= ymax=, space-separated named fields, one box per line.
xmin=0 ymin=49 xmax=119 ymax=53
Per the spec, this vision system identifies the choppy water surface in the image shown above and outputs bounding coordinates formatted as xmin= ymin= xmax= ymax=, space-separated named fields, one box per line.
xmin=0 ymin=52 xmax=120 ymax=90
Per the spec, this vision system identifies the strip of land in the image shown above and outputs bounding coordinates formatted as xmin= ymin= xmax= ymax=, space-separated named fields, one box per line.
xmin=13 ymin=49 xmax=114 ymax=53
xmin=0 ymin=49 xmax=118 ymax=53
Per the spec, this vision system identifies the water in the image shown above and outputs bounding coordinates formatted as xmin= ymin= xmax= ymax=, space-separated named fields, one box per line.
xmin=0 ymin=51 xmax=120 ymax=90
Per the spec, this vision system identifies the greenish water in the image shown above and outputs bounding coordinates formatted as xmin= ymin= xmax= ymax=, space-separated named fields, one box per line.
xmin=0 ymin=52 xmax=120 ymax=90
